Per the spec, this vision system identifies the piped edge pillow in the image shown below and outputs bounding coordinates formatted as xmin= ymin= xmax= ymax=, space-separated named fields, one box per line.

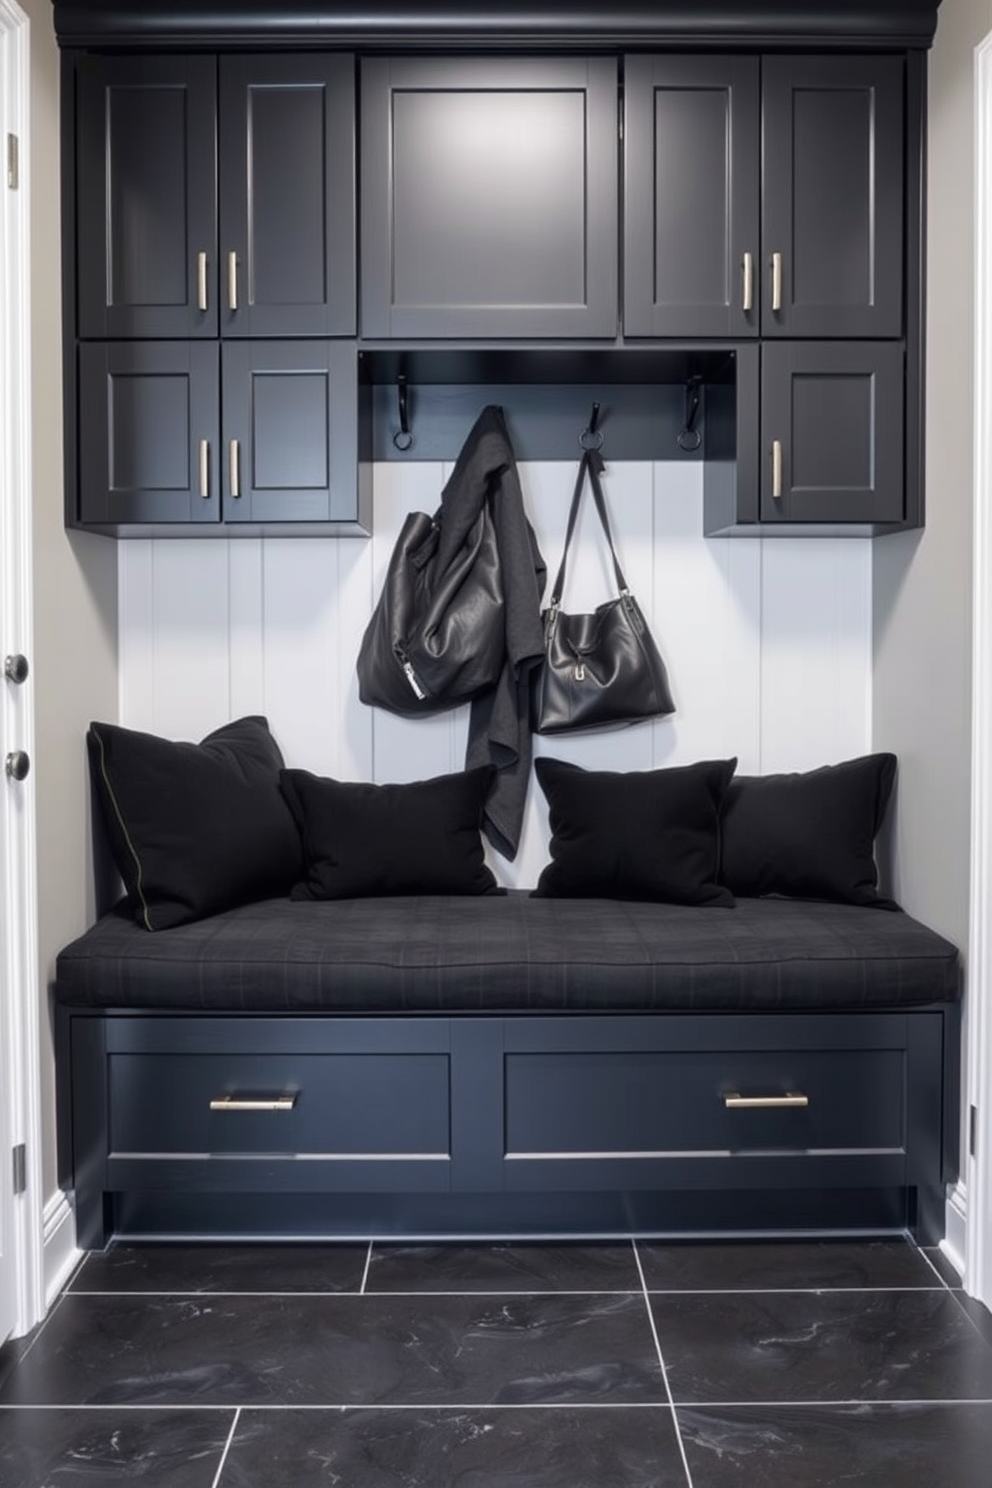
xmin=87 ymin=716 xmax=304 ymax=931
xmin=719 ymin=753 xmax=898 ymax=908
xmin=279 ymin=765 xmax=499 ymax=900
xmin=532 ymin=756 xmax=737 ymax=905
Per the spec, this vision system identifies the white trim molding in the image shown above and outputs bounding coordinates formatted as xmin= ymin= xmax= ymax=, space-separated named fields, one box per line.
xmin=0 ymin=0 xmax=43 ymax=1337
xmin=967 ymin=31 xmax=992 ymax=1308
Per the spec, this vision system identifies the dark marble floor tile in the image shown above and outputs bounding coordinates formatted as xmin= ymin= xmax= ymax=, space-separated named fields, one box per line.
xmin=650 ymin=1288 xmax=992 ymax=1404
xmin=366 ymin=1241 xmax=639 ymax=1293
xmin=637 ymin=1237 xmax=943 ymax=1293
xmin=678 ymin=1402 xmax=992 ymax=1488
xmin=0 ymin=1291 xmax=665 ymax=1409
xmin=921 ymin=1245 xmax=964 ymax=1289
xmin=220 ymin=1406 xmax=689 ymax=1487
xmin=0 ymin=1407 xmax=231 ymax=1487
xmin=951 ymin=1288 xmax=992 ymax=1349
xmin=71 ymin=1243 xmax=369 ymax=1295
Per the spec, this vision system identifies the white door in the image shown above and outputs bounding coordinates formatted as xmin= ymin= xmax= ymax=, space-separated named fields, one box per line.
xmin=0 ymin=0 xmax=37 ymax=1344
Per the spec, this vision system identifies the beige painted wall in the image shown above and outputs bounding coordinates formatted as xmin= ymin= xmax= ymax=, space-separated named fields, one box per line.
xmin=873 ymin=0 xmax=988 ymax=958
xmin=22 ymin=0 xmax=118 ymax=1207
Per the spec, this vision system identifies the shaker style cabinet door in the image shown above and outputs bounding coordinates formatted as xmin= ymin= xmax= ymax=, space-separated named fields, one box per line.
xmin=221 ymin=341 xmax=362 ymax=524
xmin=760 ymin=341 xmax=905 ymax=523
xmin=77 ymin=342 xmax=221 ymax=525
xmin=75 ymin=55 xmax=218 ymax=340
xmin=218 ymin=55 xmax=356 ymax=337
xmin=761 ymin=55 xmax=904 ymax=338
xmin=360 ymin=56 xmax=618 ymax=338
xmin=623 ymin=55 xmax=760 ymax=338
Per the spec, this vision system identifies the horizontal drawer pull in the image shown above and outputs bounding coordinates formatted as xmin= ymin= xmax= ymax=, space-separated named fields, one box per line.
xmin=209 ymin=1094 xmax=297 ymax=1113
xmin=724 ymin=1092 xmax=809 ymax=1109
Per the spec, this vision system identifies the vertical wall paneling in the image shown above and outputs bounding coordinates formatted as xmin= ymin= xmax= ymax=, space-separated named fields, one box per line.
xmin=117 ymin=461 xmax=875 ymax=888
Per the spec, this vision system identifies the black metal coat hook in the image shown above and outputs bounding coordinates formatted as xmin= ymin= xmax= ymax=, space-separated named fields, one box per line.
xmin=393 ymin=374 xmax=413 ymax=451
xmin=579 ymin=400 xmax=605 ymax=450
xmin=678 ymin=376 xmax=703 ymax=451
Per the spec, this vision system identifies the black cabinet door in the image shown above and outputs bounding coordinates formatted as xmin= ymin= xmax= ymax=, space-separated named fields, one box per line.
xmin=361 ymin=56 xmax=618 ymax=338
xmin=761 ymin=56 xmax=904 ymax=338
xmin=76 ymin=55 xmax=217 ymax=339
xmin=218 ymin=55 xmax=356 ymax=338
xmin=221 ymin=341 xmax=362 ymax=524
xmin=623 ymin=55 xmax=760 ymax=337
xmin=78 ymin=341 xmax=221 ymax=524
xmin=760 ymin=341 xmax=905 ymax=523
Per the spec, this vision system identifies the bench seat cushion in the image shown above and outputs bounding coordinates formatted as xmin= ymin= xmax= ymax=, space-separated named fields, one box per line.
xmin=54 ymin=892 xmax=961 ymax=1013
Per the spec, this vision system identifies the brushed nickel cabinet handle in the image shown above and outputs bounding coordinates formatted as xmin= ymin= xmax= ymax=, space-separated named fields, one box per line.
xmin=771 ymin=439 xmax=783 ymax=500
xmin=229 ymin=438 xmax=241 ymax=499
xmin=228 ymin=250 xmax=238 ymax=312
xmin=209 ymin=1094 xmax=297 ymax=1112
xmin=771 ymin=250 xmax=782 ymax=313
xmin=197 ymin=250 xmax=208 ymax=312
xmin=742 ymin=250 xmax=753 ymax=312
xmin=724 ymin=1092 xmax=809 ymax=1109
xmin=198 ymin=439 xmax=209 ymax=499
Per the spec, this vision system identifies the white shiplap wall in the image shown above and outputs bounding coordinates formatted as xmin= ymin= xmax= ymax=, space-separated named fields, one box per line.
xmin=118 ymin=459 xmax=872 ymax=889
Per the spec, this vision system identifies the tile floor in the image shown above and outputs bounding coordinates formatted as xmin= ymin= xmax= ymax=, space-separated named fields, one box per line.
xmin=0 ymin=1235 xmax=990 ymax=1486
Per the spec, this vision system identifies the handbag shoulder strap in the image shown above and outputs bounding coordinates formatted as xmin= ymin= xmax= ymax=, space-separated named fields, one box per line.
xmin=548 ymin=449 xmax=631 ymax=607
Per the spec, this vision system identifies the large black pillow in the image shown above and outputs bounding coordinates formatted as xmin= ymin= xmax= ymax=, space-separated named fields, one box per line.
xmin=279 ymin=765 xmax=499 ymax=899
xmin=532 ymin=756 xmax=737 ymax=904
xmin=719 ymin=753 xmax=898 ymax=907
xmin=87 ymin=716 xmax=304 ymax=931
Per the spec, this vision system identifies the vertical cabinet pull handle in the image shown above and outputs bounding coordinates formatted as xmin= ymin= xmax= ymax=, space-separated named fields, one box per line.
xmin=198 ymin=439 xmax=209 ymax=499
xmin=742 ymin=251 xmax=753 ymax=313
xmin=197 ymin=251 xmax=208 ymax=312
xmin=229 ymin=439 xmax=241 ymax=499
xmin=228 ymin=251 xmax=238 ymax=312
xmin=771 ymin=439 xmax=783 ymax=499
xmin=771 ymin=251 xmax=782 ymax=313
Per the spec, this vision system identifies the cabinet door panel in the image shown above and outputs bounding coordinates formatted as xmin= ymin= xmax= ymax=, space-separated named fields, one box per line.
xmin=361 ymin=56 xmax=618 ymax=337
xmin=760 ymin=342 xmax=904 ymax=523
xmin=76 ymin=55 xmax=217 ymax=339
xmin=624 ymin=55 xmax=759 ymax=337
xmin=222 ymin=341 xmax=360 ymax=523
xmin=219 ymin=55 xmax=356 ymax=337
xmin=762 ymin=56 xmax=904 ymax=337
xmin=78 ymin=342 xmax=220 ymax=524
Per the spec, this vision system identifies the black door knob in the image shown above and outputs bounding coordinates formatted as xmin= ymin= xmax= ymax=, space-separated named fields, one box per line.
xmin=5 ymin=751 xmax=29 ymax=781
xmin=4 ymin=655 xmax=28 ymax=684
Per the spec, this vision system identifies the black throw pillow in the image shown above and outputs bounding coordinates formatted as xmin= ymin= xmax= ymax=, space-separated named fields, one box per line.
xmin=279 ymin=765 xmax=499 ymax=899
xmin=532 ymin=756 xmax=737 ymax=905
xmin=87 ymin=716 xmax=304 ymax=931
xmin=719 ymin=753 xmax=898 ymax=907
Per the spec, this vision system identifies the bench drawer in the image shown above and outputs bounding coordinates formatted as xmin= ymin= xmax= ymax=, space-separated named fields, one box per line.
xmin=504 ymin=1048 xmax=905 ymax=1156
xmin=108 ymin=1052 xmax=450 ymax=1157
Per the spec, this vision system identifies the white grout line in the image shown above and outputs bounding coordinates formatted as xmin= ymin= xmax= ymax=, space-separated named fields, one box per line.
xmin=210 ymin=1406 xmax=240 ymax=1487
xmin=632 ymin=1238 xmax=696 ymax=1488
xmin=3 ymin=1397 xmax=992 ymax=1413
xmin=359 ymin=1240 xmax=373 ymax=1294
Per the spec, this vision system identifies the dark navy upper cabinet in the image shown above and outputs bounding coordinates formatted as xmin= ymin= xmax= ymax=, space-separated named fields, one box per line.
xmin=76 ymin=55 xmax=218 ymax=340
xmin=624 ymin=53 xmax=904 ymax=341
xmin=761 ymin=55 xmax=904 ymax=339
xmin=360 ymin=56 xmax=619 ymax=339
xmin=219 ymin=55 xmax=355 ymax=338
xmin=75 ymin=53 xmax=356 ymax=341
xmin=623 ymin=55 xmax=760 ymax=338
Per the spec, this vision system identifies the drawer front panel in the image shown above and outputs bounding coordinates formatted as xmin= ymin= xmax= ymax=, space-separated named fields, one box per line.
xmin=109 ymin=1053 xmax=449 ymax=1156
xmin=504 ymin=1050 xmax=905 ymax=1156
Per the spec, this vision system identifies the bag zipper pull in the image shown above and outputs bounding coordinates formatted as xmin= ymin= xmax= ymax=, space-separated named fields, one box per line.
xmin=398 ymin=652 xmax=427 ymax=700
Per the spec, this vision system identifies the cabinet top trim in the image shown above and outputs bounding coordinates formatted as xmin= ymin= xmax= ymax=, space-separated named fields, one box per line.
xmin=51 ymin=0 xmax=941 ymax=52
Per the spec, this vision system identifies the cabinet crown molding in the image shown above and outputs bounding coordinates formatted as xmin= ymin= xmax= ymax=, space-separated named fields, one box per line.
xmin=51 ymin=0 xmax=941 ymax=52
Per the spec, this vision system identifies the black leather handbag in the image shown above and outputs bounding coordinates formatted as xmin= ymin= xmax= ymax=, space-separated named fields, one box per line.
xmin=356 ymin=500 xmax=504 ymax=716
xmin=531 ymin=449 xmax=675 ymax=735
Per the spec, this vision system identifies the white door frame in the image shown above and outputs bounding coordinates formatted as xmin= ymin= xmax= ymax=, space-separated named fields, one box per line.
xmin=0 ymin=0 xmax=43 ymax=1337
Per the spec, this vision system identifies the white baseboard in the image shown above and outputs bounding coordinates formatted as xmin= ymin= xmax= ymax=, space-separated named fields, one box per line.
xmin=43 ymin=1191 xmax=80 ymax=1309
xmin=941 ymin=1180 xmax=967 ymax=1281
